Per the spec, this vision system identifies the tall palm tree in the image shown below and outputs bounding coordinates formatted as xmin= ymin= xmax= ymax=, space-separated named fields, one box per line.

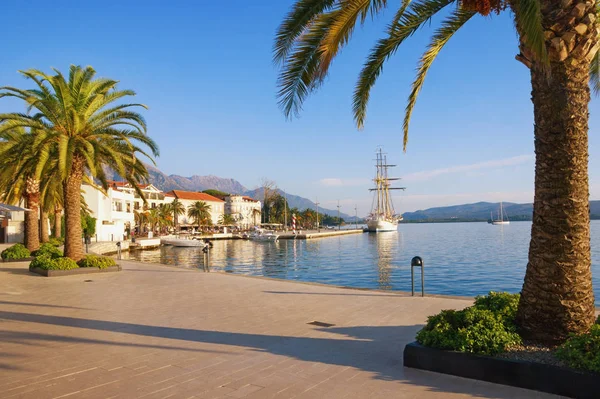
xmin=0 ymin=127 xmax=52 ymax=251
xmin=157 ymin=203 xmax=174 ymax=234
xmin=0 ymin=65 xmax=159 ymax=260
xmin=275 ymin=0 xmax=598 ymax=343
xmin=171 ymin=198 xmax=186 ymax=230
xmin=187 ymin=201 xmax=212 ymax=230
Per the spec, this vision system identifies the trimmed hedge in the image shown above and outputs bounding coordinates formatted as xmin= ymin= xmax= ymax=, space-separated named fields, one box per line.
xmin=1 ymin=243 xmax=30 ymax=260
xmin=77 ymin=254 xmax=117 ymax=269
xmin=32 ymin=243 xmax=62 ymax=258
xmin=556 ymin=325 xmax=600 ymax=374
xmin=416 ymin=292 xmax=521 ymax=356
xmin=30 ymin=254 xmax=78 ymax=270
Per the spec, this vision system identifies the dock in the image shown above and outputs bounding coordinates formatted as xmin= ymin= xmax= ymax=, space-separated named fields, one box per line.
xmin=278 ymin=229 xmax=364 ymax=239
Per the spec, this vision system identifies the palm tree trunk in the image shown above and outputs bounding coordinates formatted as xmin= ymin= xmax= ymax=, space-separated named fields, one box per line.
xmin=53 ymin=205 xmax=62 ymax=238
xmin=24 ymin=177 xmax=40 ymax=252
xmin=63 ymin=157 xmax=85 ymax=260
xmin=516 ymin=6 xmax=598 ymax=342
xmin=40 ymin=208 xmax=49 ymax=243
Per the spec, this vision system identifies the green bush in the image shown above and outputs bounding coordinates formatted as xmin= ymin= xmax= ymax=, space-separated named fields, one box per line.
xmin=556 ymin=325 xmax=600 ymax=374
xmin=30 ymin=254 xmax=79 ymax=270
xmin=78 ymin=254 xmax=117 ymax=269
xmin=1 ymin=243 xmax=31 ymax=260
xmin=596 ymin=315 xmax=600 ymax=325
xmin=32 ymin=243 xmax=62 ymax=258
xmin=47 ymin=237 xmax=64 ymax=247
xmin=416 ymin=307 xmax=521 ymax=356
xmin=474 ymin=291 xmax=520 ymax=327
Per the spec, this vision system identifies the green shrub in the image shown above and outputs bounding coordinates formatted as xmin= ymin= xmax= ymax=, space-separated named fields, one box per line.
xmin=474 ymin=291 xmax=520 ymax=327
xmin=596 ymin=315 xmax=600 ymax=325
xmin=53 ymin=257 xmax=79 ymax=270
xmin=30 ymin=254 xmax=78 ymax=270
xmin=78 ymin=254 xmax=117 ymax=269
xmin=47 ymin=237 xmax=64 ymax=247
xmin=32 ymin=243 xmax=62 ymax=258
xmin=556 ymin=325 xmax=600 ymax=374
xmin=416 ymin=307 xmax=521 ymax=356
xmin=1 ymin=243 xmax=31 ymax=260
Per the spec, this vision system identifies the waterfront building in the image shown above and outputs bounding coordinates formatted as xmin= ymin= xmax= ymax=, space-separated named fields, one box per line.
xmin=0 ymin=203 xmax=27 ymax=243
xmin=165 ymin=190 xmax=225 ymax=226
xmin=224 ymin=195 xmax=261 ymax=228
xmin=106 ymin=181 xmax=167 ymax=211
xmin=82 ymin=183 xmax=135 ymax=242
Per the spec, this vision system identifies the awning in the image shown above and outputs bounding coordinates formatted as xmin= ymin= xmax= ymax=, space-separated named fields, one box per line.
xmin=0 ymin=203 xmax=30 ymax=212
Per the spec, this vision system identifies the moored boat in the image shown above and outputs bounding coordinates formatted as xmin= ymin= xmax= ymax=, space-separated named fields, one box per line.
xmin=366 ymin=148 xmax=406 ymax=232
xmin=161 ymin=236 xmax=205 ymax=247
xmin=248 ymin=229 xmax=279 ymax=241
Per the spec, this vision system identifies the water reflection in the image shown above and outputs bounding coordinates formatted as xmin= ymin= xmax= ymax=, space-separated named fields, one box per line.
xmin=123 ymin=222 xmax=600 ymax=303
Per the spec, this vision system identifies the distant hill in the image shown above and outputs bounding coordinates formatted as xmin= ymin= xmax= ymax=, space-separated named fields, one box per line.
xmin=402 ymin=201 xmax=600 ymax=222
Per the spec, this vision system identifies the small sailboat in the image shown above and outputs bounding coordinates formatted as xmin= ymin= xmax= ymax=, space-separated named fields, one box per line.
xmin=366 ymin=148 xmax=406 ymax=232
xmin=489 ymin=202 xmax=510 ymax=225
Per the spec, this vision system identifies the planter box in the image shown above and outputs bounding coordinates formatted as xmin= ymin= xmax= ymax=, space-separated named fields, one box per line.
xmin=403 ymin=342 xmax=598 ymax=398
xmin=29 ymin=265 xmax=121 ymax=277
xmin=1 ymin=257 xmax=34 ymax=263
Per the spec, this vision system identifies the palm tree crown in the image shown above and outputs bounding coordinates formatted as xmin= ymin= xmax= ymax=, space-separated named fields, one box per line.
xmin=187 ymin=201 xmax=212 ymax=229
xmin=0 ymin=65 xmax=159 ymax=260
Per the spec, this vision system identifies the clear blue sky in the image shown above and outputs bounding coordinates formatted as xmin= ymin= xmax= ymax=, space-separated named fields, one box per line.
xmin=1 ymin=0 xmax=598 ymax=216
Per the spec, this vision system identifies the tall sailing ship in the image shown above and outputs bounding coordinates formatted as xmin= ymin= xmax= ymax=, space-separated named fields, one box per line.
xmin=366 ymin=148 xmax=406 ymax=232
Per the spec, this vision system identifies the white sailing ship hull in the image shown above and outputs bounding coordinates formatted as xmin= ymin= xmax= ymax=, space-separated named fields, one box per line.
xmin=366 ymin=219 xmax=398 ymax=232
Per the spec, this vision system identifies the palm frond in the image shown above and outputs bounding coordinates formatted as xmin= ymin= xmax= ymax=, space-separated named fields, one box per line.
xmin=274 ymin=0 xmax=337 ymax=64
xmin=512 ymin=0 xmax=548 ymax=66
xmin=277 ymin=12 xmax=335 ymax=118
xmin=353 ymin=0 xmax=454 ymax=129
xmin=403 ymin=8 xmax=475 ymax=149
xmin=591 ymin=50 xmax=600 ymax=95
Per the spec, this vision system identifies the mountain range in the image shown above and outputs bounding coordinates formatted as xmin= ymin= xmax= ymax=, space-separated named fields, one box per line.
xmin=401 ymin=201 xmax=600 ymax=222
xmin=106 ymin=165 xmax=354 ymax=219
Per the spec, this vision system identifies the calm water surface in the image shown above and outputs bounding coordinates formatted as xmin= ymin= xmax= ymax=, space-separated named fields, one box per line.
xmin=123 ymin=221 xmax=600 ymax=301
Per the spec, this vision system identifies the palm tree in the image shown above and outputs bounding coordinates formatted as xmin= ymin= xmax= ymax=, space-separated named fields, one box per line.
xmin=275 ymin=0 xmax=598 ymax=342
xmin=0 ymin=127 xmax=53 ymax=251
xmin=171 ymin=198 xmax=186 ymax=230
xmin=0 ymin=65 xmax=159 ymax=260
xmin=218 ymin=214 xmax=236 ymax=225
xmin=187 ymin=201 xmax=212 ymax=230
xmin=157 ymin=203 xmax=174 ymax=234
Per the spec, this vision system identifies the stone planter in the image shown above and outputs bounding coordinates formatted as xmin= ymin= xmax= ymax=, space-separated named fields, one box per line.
xmin=29 ymin=265 xmax=121 ymax=277
xmin=403 ymin=342 xmax=598 ymax=398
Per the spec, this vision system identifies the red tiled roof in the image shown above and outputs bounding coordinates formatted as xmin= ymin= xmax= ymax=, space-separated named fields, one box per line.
xmin=164 ymin=193 xmax=175 ymax=198
xmin=242 ymin=196 xmax=259 ymax=203
xmin=107 ymin=180 xmax=150 ymax=189
xmin=169 ymin=190 xmax=225 ymax=203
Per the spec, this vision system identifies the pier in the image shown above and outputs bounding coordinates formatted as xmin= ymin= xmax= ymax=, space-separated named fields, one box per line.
xmin=278 ymin=229 xmax=364 ymax=239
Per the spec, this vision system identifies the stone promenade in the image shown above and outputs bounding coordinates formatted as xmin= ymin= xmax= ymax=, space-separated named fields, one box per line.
xmin=0 ymin=260 xmax=562 ymax=398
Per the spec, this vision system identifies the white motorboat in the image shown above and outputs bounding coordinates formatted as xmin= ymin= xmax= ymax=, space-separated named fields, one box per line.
xmin=366 ymin=148 xmax=406 ymax=232
xmin=161 ymin=237 xmax=205 ymax=247
xmin=248 ymin=229 xmax=279 ymax=241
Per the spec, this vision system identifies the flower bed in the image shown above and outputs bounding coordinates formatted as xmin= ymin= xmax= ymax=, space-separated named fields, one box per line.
xmin=404 ymin=292 xmax=599 ymax=397
xmin=28 ymin=252 xmax=120 ymax=277
xmin=1 ymin=243 xmax=32 ymax=262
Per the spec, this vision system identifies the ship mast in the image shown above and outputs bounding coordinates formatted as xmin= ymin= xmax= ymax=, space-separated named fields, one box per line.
xmin=369 ymin=148 xmax=405 ymax=217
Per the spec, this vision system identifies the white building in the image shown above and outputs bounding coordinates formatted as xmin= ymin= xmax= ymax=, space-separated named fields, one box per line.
xmin=107 ymin=181 xmax=167 ymax=211
xmin=224 ymin=195 xmax=261 ymax=228
xmin=0 ymin=203 xmax=27 ymax=244
xmin=82 ymin=183 xmax=136 ymax=242
xmin=165 ymin=190 xmax=225 ymax=226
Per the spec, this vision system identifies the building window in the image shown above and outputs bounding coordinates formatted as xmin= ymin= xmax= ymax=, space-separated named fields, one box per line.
xmin=134 ymin=202 xmax=140 ymax=210
xmin=127 ymin=203 xmax=131 ymax=213
xmin=151 ymin=203 xmax=156 ymax=209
